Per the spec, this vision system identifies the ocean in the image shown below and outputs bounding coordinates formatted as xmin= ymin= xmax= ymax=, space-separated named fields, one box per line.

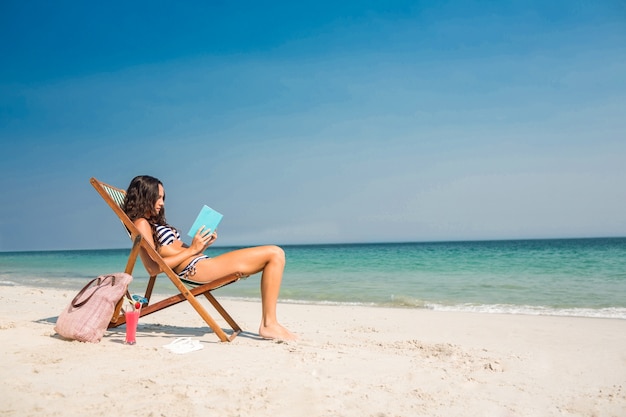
xmin=1 ymin=238 xmax=625 ymax=319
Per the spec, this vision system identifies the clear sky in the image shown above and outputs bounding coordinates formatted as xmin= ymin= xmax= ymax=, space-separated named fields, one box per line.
xmin=1 ymin=0 xmax=625 ymax=251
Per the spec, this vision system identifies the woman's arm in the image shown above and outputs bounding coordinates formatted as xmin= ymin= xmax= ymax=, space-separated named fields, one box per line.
xmin=132 ymin=218 xmax=162 ymax=276
xmin=133 ymin=218 xmax=214 ymax=273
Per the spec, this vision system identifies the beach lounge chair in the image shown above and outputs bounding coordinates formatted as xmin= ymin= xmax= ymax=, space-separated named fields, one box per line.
xmin=90 ymin=177 xmax=243 ymax=342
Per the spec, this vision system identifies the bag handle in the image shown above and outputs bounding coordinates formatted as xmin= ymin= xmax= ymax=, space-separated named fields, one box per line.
xmin=71 ymin=274 xmax=117 ymax=308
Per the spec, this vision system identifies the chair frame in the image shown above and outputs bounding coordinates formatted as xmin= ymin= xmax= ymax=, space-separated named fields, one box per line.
xmin=90 ymin=177 xmax=243 ymax=342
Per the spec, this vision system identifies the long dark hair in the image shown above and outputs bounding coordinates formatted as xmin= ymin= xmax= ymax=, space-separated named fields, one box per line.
xmin=122 ymin=175 xmax=174 ymax=248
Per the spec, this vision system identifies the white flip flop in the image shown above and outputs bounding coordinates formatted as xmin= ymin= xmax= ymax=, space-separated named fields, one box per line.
xmin=163 ymin=337 xmax=204 ymax=354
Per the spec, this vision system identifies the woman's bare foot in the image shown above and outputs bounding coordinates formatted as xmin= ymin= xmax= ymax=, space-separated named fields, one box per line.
xmin=259 ymin=323 xmax=298 ymax=341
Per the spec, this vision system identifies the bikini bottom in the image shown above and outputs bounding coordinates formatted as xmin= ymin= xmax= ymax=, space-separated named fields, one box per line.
xmin=178 ymin=255 xmax=210 ymax=281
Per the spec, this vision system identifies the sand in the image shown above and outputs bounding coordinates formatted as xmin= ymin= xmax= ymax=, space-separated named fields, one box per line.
xmin=1 ymin=285 xmax=625 ymax=417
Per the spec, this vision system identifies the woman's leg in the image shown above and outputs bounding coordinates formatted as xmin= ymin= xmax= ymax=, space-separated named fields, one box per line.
xmin=191 ymin=245 xmax=296 ymax=340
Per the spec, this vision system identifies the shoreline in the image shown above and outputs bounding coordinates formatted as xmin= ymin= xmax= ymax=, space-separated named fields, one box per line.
xmin=4 ymin=281 xmax=626 ymax=321
xmin=1 ymin=285 xmax=625 ymax=416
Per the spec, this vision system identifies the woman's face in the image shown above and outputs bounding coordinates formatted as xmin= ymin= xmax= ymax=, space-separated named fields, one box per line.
xmin=154 ymin=184 xmax=165 ymax=214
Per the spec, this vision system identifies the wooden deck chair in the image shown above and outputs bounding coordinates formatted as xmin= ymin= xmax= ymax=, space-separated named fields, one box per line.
xmin=90 ymin=177 xmax=244 ymax=342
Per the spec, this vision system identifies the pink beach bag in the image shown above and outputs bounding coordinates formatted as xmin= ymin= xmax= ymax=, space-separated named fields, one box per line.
xmin=55 ymin=272 xmax=133 ymax=343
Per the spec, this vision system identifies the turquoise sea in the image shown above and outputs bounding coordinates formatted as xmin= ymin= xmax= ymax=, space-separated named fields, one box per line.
xmin=1 ymin=238 xmax=625 ymax=319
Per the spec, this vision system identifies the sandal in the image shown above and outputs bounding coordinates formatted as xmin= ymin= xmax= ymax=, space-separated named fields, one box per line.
xmin=163 ymin=337 xmax=204 ymax=354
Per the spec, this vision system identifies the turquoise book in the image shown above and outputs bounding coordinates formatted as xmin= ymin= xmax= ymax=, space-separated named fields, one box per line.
xmin=187 ymin=205 xmax=223 ymax=238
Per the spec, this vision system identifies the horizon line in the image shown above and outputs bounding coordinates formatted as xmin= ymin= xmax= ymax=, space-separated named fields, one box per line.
xmin=2 ymin=235 xmax=625 ymax=254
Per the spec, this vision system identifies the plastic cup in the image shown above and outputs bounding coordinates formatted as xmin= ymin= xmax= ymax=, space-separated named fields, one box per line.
xmin=124 ymin=309 xmax=140 ymax=345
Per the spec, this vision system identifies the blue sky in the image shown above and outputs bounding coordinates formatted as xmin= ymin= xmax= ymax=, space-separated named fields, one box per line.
xmin=1 ymin=0 xmax=625 ymax=251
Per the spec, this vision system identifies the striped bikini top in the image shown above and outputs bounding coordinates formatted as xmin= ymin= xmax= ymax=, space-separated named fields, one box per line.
xmin=155 ymin=224 xmax=181 ymax=246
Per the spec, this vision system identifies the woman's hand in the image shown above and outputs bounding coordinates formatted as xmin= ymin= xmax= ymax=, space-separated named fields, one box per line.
xmin=191 ymin=226 xmax=217 ymax=253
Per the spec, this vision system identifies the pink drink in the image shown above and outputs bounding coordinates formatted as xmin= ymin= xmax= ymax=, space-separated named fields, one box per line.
xmin=124 ymin=309 xmax=140 ymax=344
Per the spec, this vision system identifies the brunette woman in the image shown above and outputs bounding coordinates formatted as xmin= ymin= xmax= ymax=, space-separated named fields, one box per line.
xmin=122 ymin=175 xmax=296 ymax=341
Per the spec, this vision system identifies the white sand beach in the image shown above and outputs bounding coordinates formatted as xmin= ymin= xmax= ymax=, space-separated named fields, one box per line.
xmin=1 ymin=285 xmax=625 ymax=417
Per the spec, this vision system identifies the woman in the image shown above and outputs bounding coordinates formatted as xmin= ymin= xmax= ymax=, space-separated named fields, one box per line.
xmin=122 ymin=175 xmax=296 ymax=341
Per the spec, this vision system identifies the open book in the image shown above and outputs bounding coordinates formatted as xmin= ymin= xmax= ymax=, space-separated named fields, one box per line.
xmin=187 ymin=205 xmax=223 ymax=238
